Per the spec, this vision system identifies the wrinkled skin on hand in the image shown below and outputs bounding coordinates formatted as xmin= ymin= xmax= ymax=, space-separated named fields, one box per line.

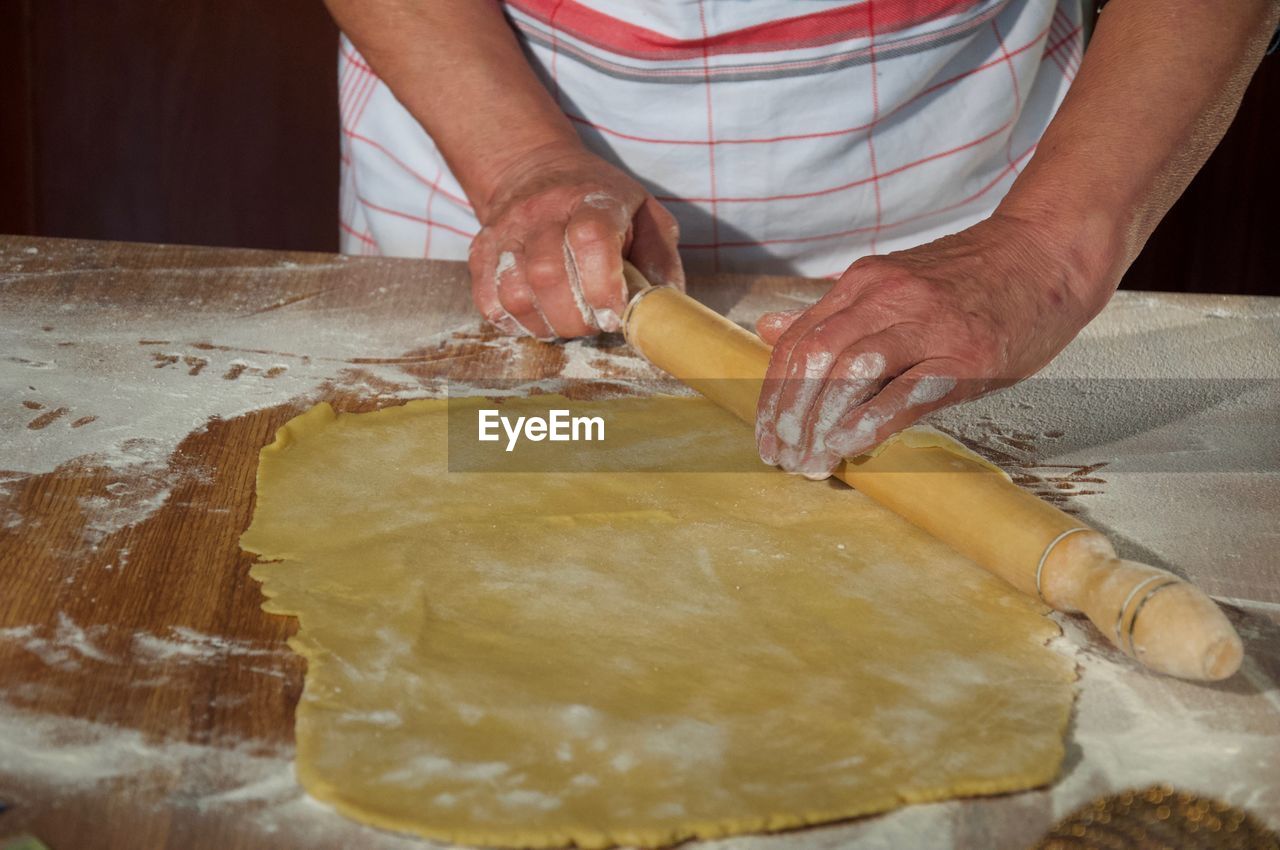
xmin=468 ymin=145 xmax=683 ymax=339
xmin=754 ymin=213 xmax=1108 ymax=479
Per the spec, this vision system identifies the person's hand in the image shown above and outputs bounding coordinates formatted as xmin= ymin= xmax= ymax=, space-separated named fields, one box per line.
xmin=754 ymin=213 xmax=1110 ymax=479
xmin=468 ymin=143 xmax=683 ymax=339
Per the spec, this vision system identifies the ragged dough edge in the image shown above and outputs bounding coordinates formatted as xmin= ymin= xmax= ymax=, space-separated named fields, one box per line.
xmin=240 ymin=398 xmax=1075 ymax=850
xmin=292 ymin=736 xmax=1071 ymax=850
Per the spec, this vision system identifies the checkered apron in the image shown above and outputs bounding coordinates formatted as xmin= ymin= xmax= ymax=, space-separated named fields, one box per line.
xmin=338 ymin=0 xmax=1084 ymax=278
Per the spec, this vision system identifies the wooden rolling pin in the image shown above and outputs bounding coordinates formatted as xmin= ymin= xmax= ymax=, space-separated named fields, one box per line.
xmin=621 ymin=272 xmax=1243 ymax=681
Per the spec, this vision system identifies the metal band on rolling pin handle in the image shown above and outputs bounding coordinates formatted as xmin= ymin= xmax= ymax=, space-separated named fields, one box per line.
xmin=1113 ymin=573 xmax=1172 ymax=646
xmin=1034 ymin=526 xmax=1093 ymax=603
xmin=1122 ymin=577 xmax=1182 ymax=657
xmin=621 ymin=284 xmax=662 ymax=332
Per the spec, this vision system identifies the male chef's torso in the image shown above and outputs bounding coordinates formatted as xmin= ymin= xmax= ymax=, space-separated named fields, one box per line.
xmin=338 ymin=0 xmax=1084 ymax=278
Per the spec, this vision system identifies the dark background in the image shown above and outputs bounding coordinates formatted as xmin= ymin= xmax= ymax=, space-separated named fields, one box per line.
xmin=1 ymin=0 xmax=1276 ymax=295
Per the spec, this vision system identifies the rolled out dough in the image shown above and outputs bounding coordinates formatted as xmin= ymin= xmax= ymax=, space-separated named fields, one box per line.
xmin=241 ymin=396 xmax=1075 ymax=848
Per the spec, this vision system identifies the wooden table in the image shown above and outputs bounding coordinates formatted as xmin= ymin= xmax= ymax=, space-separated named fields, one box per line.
xmin=2 ymin=236 xmax=1278 ymax=849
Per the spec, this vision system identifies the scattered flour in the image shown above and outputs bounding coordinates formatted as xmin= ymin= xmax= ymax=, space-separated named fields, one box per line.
xmin=0 ymin=614 xmax=115 ymax=671
xmin=553 ymin=338 xmax=677 ymax=395
xmin=0 ymin=703 xmax=424 ymax=849
xmin=78 ymin=459 xmax=181 ymax=545
xmin=0 ymin=703 xmax=292 ymax=801
xmin=1043 ymin=615 xmax=1280 ymax=822
xmin=52 ymin=612 xmax=116 ymax=664
xmin=0 ymin=616 xmax=289 ymax=678
xmin=132 ymin=625 xmax=287 ymax=664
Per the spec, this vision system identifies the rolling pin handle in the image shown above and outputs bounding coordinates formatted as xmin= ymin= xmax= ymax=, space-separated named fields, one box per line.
xmin=1050 ymin=542 xmax=1244 ymax=681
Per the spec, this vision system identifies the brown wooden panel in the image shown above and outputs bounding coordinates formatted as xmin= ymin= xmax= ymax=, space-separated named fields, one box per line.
xmin=0 ymin=0 xmax=36 ymax=235
xmin=26 ymin=0 xmax=339 ymax=252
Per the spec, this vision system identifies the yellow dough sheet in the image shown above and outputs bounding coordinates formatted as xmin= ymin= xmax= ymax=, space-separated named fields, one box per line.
xmin=241 ymin=396 xmax=1075 ymax=848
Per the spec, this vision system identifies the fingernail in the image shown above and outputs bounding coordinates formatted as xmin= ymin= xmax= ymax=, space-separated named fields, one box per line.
xmin=486 ymin=314 xmax=522 ymax=336
xmin=592 ymin=307 xmax=622 ymax=333
xmin=582 ymin=192 xmax=617 ymax=209
xmin=762 ymin=308 xmax=805 ymax=326
xmin=777 ymin=445 xmax=800 ymax=472
xmin=801 ymin=466 xmax=834 ymax=481
xmin=794 ymin=447 xmax=839 ymax=479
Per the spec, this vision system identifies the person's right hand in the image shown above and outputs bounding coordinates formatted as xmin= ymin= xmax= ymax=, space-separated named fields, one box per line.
xmin=468 ymin=144 xmax=684 ymax=339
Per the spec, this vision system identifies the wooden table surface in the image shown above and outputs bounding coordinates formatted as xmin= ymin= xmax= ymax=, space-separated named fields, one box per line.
xmin=2 ymin=235 xmax=1278 ymax=850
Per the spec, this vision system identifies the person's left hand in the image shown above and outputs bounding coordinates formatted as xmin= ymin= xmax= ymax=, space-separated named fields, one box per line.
xmin=754 ymin=213 xmax=1110 ymax=479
